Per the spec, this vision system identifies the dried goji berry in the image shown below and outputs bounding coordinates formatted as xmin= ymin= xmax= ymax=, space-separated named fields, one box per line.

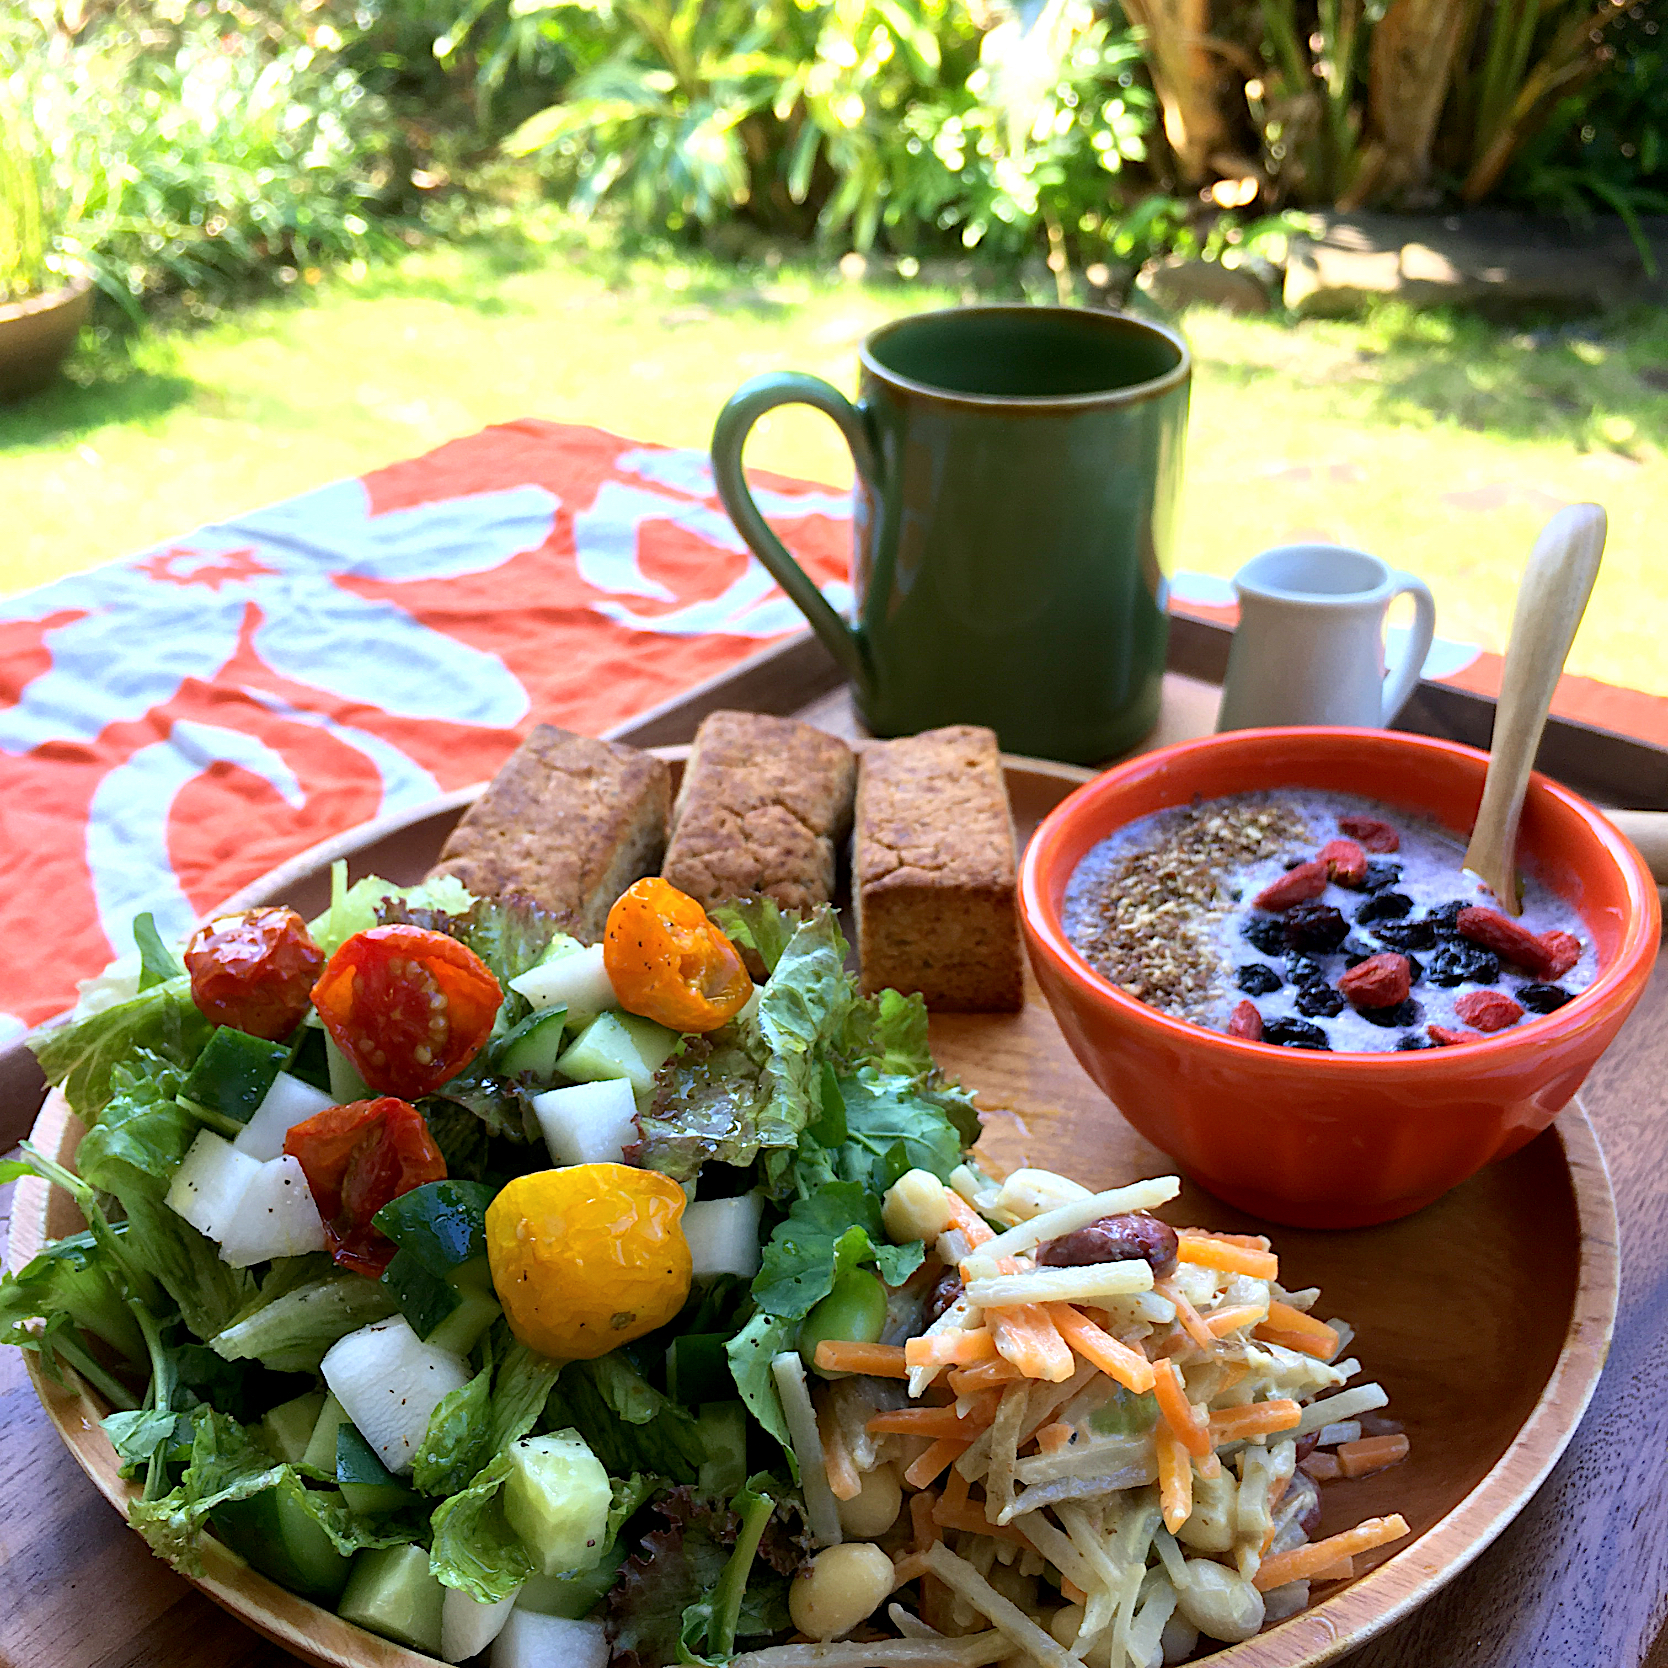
xmin=1252 ymin=859 xmax=1330 ymax=911
xmin=1226 ymin=1000 xmax=1263 ymax=1041
xmin=1338 ymin=951 xmax=1412 ymax=1009
xmin=1456 ymin=907 xmax=1556 ymax=975
xmin=1427 ymin=1024 xmax=1472 ymax=1047
xmin=1317 ymin=838 xmax=1368 ymax=886
xmin=1537 ymin=929 xmax=1581 ymax=980
xmin=1453 ymin=990 xmax=1525 ymax=1032
xmin=1338 ymin=815 xmax=1399 ymax=853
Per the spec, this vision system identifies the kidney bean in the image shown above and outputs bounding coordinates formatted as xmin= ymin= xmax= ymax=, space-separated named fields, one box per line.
xmin=1036 ymin=1213 xmax=1179 ymax=1275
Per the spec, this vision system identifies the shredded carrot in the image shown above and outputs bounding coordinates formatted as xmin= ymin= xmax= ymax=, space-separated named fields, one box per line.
xmin=1176 ymin=1234 xmax=1279 ymax=1280
xmin=1157 ymin=1281 xmax=1215 ymax=1350
xmin=904 ymin=1437 xmax=970 ymax=1489
xmin=1155 ymin=1427 xmax=1192 ymax=1532
xmin=891 ymin=1551 xmax=932 ymax=1589
xmin=1203 ymin=1303 xmax=1266 ymax=1338
xmin=1253 ymin=1302 xmax=1340 ymax=1361
xmin=869 ymin=1405 xmax=992 ymax=1439
xmin=818 ymin=1404 xmax=862 ymax=1501
xmin=1337 ymin=1433 xmax=1410 ymax=1478
xmin=906 ymin=1328 xmax=998 ymax=1369
xmin=1208 ymin=1399 xmax=1302 ymax=1444
xmin=1252 ymin=1515 xmax=1411 ymax=1591
xmin=1177 ymin=1228 xmax=1271 ymax=1251
xmin=930 ymin=1497 xmax=1030 ymax=1546
xmin=1036 ymin=1421 xmax=1073 ymax=1454
xmin=1216 ymin=1361 xmax=1250 ymax=1393
xmin=1310 ymin=1555 xmax=1355 ymax=1582
xmin=1151 ymin=1359 xmax=1211 ymax=1458
xmin=1048 ymin=1304 xmax=1156 ymax=1394
xmin=813 ymin=1340 xmax=910 ymax=1378
xmin=1300 ymin=1451 xmax=1342 ymax=1481
xmin=1061 ymin=1577 xmax=1088 ymax=1605
xmin=943 ymin=1190 xmax=995 ymax=1247
xmin=938 ymin=1465 xmax=971 ymax=1516
xmin=989 ymin=1303 xmax=1076 ymax=1381
xmin=947 ymin=1358 xmax=1025 ymax=1396
xmin=910 ymin=1490 xmax=941 ymax=1552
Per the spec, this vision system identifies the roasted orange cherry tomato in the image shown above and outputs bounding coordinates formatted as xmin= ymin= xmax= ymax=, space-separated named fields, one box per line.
xmin=284 ymin=1097 xmax=447 ymax=1276
xmin=311 ymin=925 xmax=502 ymax=1099
xmin=185 ymin=907 xmax=324 ymax=1041
xmin=603 ymin=878 xmax=752 ymax=1033
xmin=484 ymin=1163 xmax=691 ymax=1358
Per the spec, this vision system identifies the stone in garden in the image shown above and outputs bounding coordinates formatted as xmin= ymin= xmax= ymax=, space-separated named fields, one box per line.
xmin=1137 ymin=256 xmax=1272 ymax=314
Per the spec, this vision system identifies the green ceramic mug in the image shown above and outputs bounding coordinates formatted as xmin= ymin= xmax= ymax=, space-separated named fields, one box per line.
xmin=710 ymin=304 xmax=1190 ymax=763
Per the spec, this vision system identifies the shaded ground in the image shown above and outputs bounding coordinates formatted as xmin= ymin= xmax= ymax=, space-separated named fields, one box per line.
xmin=2 ymin=222 xmax=1664 ymax=694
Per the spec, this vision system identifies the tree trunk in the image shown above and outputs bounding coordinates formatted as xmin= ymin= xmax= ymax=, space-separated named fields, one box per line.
xmin=1121 ymin=0 xmax=1229 ymax=186
xmin=1347 ymin=0 xmax=1468 ymax=205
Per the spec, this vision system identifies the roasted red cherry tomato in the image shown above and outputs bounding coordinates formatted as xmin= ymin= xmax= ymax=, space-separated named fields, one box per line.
xmin=603 ymin=878 xmax=752 ymax=1032
xmin=311 ymin=925 xmax=502 ymax=1099
xmin=184 ymin=907 xmax=324 ymax=1041
xmin=284 ymin=1097 xmax=446 ymax=1276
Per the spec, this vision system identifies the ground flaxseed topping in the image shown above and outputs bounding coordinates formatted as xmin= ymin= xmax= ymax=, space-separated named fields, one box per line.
xmin=1066 ymin=799 xmax=1312 ymax=1018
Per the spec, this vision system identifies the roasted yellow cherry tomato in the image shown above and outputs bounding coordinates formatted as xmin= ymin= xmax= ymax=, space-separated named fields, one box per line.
xmin=603 ymin=877 xmax=753 ymax=1033
xmin=485 ymin=1163 xmax=692 ymax=1359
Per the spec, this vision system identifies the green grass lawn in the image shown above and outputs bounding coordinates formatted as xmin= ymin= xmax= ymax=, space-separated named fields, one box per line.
xmin=3 ymin=221 xmax=1666 ymax=695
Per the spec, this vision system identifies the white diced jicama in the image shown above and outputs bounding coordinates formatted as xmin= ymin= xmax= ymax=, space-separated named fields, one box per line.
xmin=510 ymin=942 xmax=616 ymax=1019
xmin=442 ymin=1586 xmax=518 ymax=1663
xmin=962 ymin=1261 xmax=1154 ymax=1308
xmin=321 ymin=1316 xmax=472 ymax=1474
xmin=491 ymin=1611 xmax=608 ymax=1668
xmin=217 ymin=1155 xmax=327 ymax=1267
xmin=165 ymin=1130 xmax=261 ymax=1242
xmin=232 ymin=1072 xmax=337 ymax=1161
xmin=681 ymin=1194 xmax=764 ymax=1278
xmin=532 ymin=1078 xmax=639 ymax=1167
xmin=977 ymin=1177 xmax=1181 ymax=1261
xmin=771 ymin=1351 xmax=842 ymax=1547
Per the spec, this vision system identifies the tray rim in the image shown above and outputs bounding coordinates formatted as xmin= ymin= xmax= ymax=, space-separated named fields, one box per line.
xmin=4 ymin=756 xmax=1621 ymax=1668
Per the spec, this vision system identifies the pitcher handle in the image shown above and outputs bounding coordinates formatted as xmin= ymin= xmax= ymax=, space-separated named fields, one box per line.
xmin=711 ymin=372 xmax=875 ymax=688
xmin=1382 ymin=573 xmax=1437 ymax=723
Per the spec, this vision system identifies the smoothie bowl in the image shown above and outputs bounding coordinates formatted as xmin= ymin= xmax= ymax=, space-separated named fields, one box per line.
xmin=1018 ymin=728 xmax=1660 ymax=1229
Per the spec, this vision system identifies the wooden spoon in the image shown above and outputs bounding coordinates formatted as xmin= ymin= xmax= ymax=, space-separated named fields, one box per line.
xmin=1463 ymin=502 xmax=1607 ymax=914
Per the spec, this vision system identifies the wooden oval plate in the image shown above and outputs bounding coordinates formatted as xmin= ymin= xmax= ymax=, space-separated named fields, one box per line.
xmin=5 ymin=752 xmax=1619 ymax=1668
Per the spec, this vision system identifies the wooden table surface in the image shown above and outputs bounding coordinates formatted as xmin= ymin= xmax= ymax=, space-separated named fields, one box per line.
xmin=3 ymin=666 xmax=1665 ymax=1668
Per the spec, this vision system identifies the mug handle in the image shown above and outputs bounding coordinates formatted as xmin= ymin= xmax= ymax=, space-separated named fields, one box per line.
xmin=711 ymin=372 xmax=877 ymax=688
xmin=1382 ymin=573 xmax=1437 ymax=723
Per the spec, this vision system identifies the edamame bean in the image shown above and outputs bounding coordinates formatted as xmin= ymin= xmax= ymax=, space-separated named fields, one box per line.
xmin=800 ymin=1269 xmax=888 ymax=1377
xmin=836 ymin=1463 xmax=902 ymax=1538
xmin=788 ymin=1543 xmax=895 ymax=1640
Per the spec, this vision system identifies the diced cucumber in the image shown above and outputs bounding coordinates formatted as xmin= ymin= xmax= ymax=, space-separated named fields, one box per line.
xmin=216 ymin=1155 xmax=327 ymax=1268
xmin=233 ymin=1071 xmax=337 ymax=1161
xmin=423 ymin=1278 xmax=502 ymax=1358
xmin=373 ymin=1179 xmax=495 ymax=1269
xmin=386 ymin=1249 xmax=501 ymax=1354
xmin=665 ymin=1332 xmax=732 ymax=1406
xmin=680 ymin=1194 xmax=763 ymax=1278
xmin=336 ymin=1423 xmax=417 ymax=1515
xmin=492 ymin=1610 xmax=608 ymax=1668
xmin=182 ymin=1027 xmax=290 ymax=1126
xmin=514 ymin=1546 xmax=625 ymax=1618
xmin=165 ymin=1130 xmax=261 ymax=1242
xmin=497 ymin=1007 xmax=569 ymax=1084
xmin=325 ymin=1031 xmax=372 ymax=1103
xmin=303 ymin=1393 xmax=352 ymax=1474
xmin=531 ymin=1078 xmax=639 ymax=1167
xmin=339 ymin=1543 xmax=445 ymax=1655
xmin=696 ymin=1401 xmax=749 ymax=1497
xmin=321 ymin=1316 xmax=472 ymax=1474
xmin=211 ymin=1475 xmax=354 ymax=1601
xmin=510 ymin=941 xmax=615 ymax=1027
xmin=260 ymin=1389 xmax=328 ymax=1465
xmin=442 ymin=1585 xmax=519 ymax=1663
xmin=210 ymin=1274 xmax=398 ymax=1374
xmin=501 ymin=1431 xmax=611 ymax=1578
xmin=556 ymin=1012 xmax=678 ymax=1098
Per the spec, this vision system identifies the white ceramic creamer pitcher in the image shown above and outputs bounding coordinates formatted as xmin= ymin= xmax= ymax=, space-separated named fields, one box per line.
xmin=1217 ymin=544 xmax=1437 ymax=731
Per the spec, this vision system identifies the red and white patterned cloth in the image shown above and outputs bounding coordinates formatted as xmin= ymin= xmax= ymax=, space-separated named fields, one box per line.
xmin=0 ymin=421 xmax=848 ymax=1037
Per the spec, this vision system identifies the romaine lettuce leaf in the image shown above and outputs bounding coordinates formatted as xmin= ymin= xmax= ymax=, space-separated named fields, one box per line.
xmin=429 ymin=1445 xmax=535 ymax=1602
xmin=543 ymin=1353 xmax=706 ymax=1484
xmin=32 ymin=976 xmax=213 ymax=1120
xmin=209 ymin=1267 xmax=397 ymax=1373
xmin=415 ymin=1358 xmax=493 ymax=1498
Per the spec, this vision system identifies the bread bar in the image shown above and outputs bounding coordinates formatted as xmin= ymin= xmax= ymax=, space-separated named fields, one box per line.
xmin=430 ymin=724 xmax=671 ymax=940
xmin=854 ymin=725 xmax=1023 ymax=1011
xmin=662 ymin=711 xmax=856 ymax=959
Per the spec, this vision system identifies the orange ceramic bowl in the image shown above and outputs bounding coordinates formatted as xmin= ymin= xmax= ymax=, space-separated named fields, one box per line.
xmin=1018 ymin=727 xmax=1660 ymax=1228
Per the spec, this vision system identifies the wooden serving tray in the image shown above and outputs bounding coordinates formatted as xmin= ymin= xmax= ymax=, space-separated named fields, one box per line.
xmin=4 ymin=752 xmax=1619 ymax=1668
